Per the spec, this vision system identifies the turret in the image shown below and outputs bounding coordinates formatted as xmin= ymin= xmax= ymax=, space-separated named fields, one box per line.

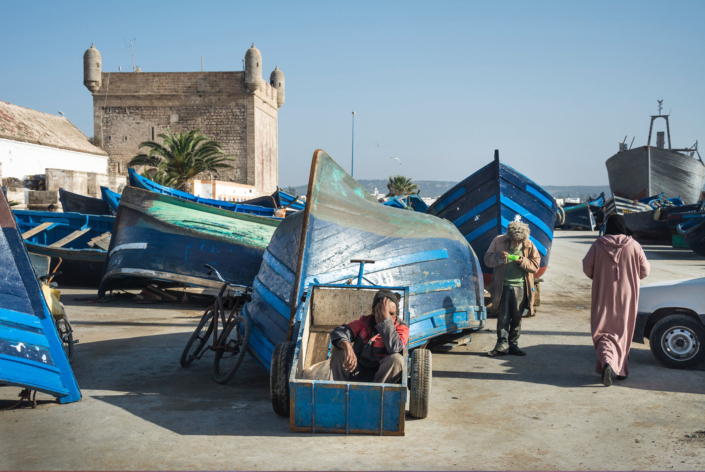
xmin=245 ymin=43 xmax=262 ymax=92
xmin=270 ymin=66 xmax=285 ymax=108
xmin=83 ymin=43 xmax=102 ymax=93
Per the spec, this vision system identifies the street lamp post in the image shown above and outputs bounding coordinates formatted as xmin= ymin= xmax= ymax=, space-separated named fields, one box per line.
xmin=351 ymin=111 xmax=356 ymax=177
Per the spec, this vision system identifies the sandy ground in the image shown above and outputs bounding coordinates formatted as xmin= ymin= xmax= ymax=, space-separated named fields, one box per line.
xmin=1 ymin=231 xmax=704 ymax=470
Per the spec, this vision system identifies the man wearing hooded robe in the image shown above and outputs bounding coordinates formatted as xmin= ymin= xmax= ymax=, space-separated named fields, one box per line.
xmin=582 ymin=215 xmax=650 ymax=386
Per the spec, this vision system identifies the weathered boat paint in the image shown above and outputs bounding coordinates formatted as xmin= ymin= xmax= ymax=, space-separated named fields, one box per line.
xmin=426 ymin=150 xmax=558 ymax=285
xmin=98 ymin=187 xmax=280 ymax=296
xmin=678 ymin=217 xmax=705 ymax=257
xmin=128 ymin=168 xmax=278 ymax=217
xmin=13 ymin=210 xmax=114 ymax=286
xmin=59 ymin=188 xmax=112 ymax=216
xmin=243 ymin=150 xmax=485 ymax=372
xmin=100 ymin=186 xmax=121 ymax=215
xmin=0 ymin=190 xmax=81 ymax=403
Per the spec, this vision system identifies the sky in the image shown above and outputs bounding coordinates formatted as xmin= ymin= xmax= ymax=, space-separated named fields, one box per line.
xmin=2 ymin=0 xmax=704 ymax=188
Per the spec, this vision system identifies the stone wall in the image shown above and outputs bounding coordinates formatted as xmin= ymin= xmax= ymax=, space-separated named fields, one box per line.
xmin=46 ymin=168 xmax=126 ymax=197
xmin=91 ymin=71 xmax=279 ymax=197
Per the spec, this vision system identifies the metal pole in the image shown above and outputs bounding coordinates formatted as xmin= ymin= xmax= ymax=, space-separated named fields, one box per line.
xmin=351 ymin=111 xmax=356 ymax=177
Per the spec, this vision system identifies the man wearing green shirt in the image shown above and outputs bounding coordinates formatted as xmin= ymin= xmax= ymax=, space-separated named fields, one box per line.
xmin=484 ymin=221 xmax=541 ymax=356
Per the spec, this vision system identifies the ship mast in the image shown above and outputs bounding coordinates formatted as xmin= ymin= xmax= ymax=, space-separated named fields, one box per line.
xmin=647 ymin=100 xmax=671 ymax=149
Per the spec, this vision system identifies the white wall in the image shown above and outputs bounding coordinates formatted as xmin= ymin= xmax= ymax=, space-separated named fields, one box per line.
xmin=0 ymin=138 xmax=108 ymax=179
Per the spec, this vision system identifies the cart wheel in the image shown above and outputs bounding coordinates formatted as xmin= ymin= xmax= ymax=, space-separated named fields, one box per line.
xmin=213 ymin=315 xmax=250 ymax=384
xmin=180 ymin=308 xmax=215 ymax=367
xmin=270 ymin=341 xmax=295 ymax=417
xmin=410 ymin=348 xmax=432 ymax=419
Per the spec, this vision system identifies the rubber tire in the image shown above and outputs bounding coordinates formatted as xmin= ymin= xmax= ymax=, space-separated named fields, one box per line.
xmin=270 ymin=341 xmax=295 ymax=417
xmin=410 ymin=348 xmax=432 ymax=419
xmin=180 ymin=309 xmax=215 ymax=367
xmin=649 ymin=315 xmax=705 ymax=369
xmin=213 ymin=315 xmax=250 ymax=384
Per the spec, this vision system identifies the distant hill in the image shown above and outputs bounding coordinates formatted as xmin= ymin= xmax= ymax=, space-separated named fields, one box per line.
xmin=284 ymin=180 xmax=612 ymax=202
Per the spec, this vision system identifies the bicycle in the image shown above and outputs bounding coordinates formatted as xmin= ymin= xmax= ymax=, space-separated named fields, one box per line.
xmin=180 ymin=264 xmax=252 ymax=384
xmin=38 ymin=272 xmax=75 ymax=363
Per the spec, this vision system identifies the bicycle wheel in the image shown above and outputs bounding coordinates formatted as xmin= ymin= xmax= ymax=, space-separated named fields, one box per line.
xmin=213 ymin=315 xmax=250 ymax=384
xmin=180 ymin=308 xmax=215 ymax=367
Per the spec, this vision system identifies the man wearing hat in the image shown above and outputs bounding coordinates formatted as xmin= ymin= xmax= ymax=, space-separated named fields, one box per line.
xmin=328 ymin=289 xmax=409 ymax=383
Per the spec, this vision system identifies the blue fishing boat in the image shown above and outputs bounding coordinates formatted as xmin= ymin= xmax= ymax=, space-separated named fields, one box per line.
xmin=100 ymin=186 xmax=121 ymax=215
xmin=13 ymin=210 xmax=114 ymax=287
xmin=559 ymin=193 xmax=605 ymax=230
xmin=59 ymin=188 xmax=112 ymax=216
xmin=383 ymin=195 xmax=429 ymax=212
xmin=667 ymin=203 xmax=705 ymax=234
xmin=128 ymin=169 xmax=277 ymax=217
xmin=426 ymin=150 xmax=558 ymax=285
xmin=0 ymin=190 xmax=81 ymax=403
xmin=243 ymin=150 xmax=486 ymax=372
xmin=678 ymin=217 xmax=705 ymax=257
xmin=98 ymin=187 xmax=280 ymax=296
xmin=277 ymin=189 xmax=306 ymax=211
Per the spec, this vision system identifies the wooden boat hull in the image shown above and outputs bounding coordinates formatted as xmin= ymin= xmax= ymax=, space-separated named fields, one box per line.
xmin=0 ymin=190 xmax=81 ymax=403
xmin=128 ymin=169 xmax=278 ymax=217
xmin=679 ymin=218 xmax=705 ymax=257
xmin=100 ymin=186 xmax=121 ymax=215
xmin=13 ymin=210 xmax=114 ymax=287
xmin=426 ymin=151 xmax=557 ymax=285
xmin=59 ymin=188 xmax=111 ymax=216
xmin=667 ymin=204 xmax=705 ymax=234
xmin=243 ymin=150 xmax=486 ymax=372
xmin=606 ymin=146 xmax=705 ymax=205
xmin=99 ymin=187 xmax=280 ymax=296
xmin=561 ymin=202 xmax=594 ymax=230
xmin=622 ymin=210 xmax=672 ymax=245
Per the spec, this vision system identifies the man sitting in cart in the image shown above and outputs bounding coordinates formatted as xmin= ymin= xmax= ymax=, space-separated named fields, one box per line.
xmin=328 ymin=289 xmax=409 ymax=384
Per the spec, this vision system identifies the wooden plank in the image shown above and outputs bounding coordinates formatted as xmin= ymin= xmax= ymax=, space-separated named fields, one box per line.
xmin=49 ymin=228 xmax=90 ymax=248
xmin=87 ymin=232 xmax=111 ymax=251
xmin=21 ymin=222 xmax=52 ymax=240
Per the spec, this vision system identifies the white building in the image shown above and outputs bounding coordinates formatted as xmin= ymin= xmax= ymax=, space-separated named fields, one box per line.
xmin=0 ymin=101 xmax=108 ymax=180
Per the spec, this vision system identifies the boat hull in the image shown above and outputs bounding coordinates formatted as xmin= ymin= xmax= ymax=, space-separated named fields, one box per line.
xmin=13 ymin=210 xmax=114 ymax=287
xmin=606 ymin=146 xmax=705 ymax=204
xmin=679 ymin=218 xmax=705 ymax=257
xmin=562 ymin=202 xmax=594 ymax=230
xmin=99 ymin=187 xmax=279 ymax=296
xmin=0 ymin=190 xmax=81 ymax=403
xmin=59 ymin=188 xmax=111 ymax=216
xmin=243 ymin=150 xmax=486 ymax=372
xmin=622 ymin=210 xmax=672 ymax=245
xmin=100 ymin=186 xmax=121 ymax=215
xmin=426 ymin=152 xmax=557 ymax=284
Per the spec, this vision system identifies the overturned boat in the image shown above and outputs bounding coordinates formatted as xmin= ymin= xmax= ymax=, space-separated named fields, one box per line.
xmin=243 ymin=150 xmax=486 ymax=371
xmin=426 ymin=150 xmax=558 ymax=284
xmin=98 ymin=186 xmax=280 ymax=296
xmin=606 ymin=103 xmax=705 ymax=205
xmin=0 ymin=190 xmax=81 ymax=403
xmin=13 ymin=210 xmax=114 ymax=287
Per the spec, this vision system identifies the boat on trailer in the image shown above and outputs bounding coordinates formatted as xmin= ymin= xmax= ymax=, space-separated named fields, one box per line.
xmin=426 ymin=150 xmax=558 ymax=285
xmin=242 ymin=150 xmax=486 ymax=372
xmin=129 ymin=169 xmax=300 ymax=216
xmin=13 ymin=210 xmax=114 ymax=287
xmin=0 ymin=189 xmax=81 ymax=403
xmin=98 ymin=186 xmax=280 ymax=296
xmin=59 ymin=188 xmax=112 ymax=216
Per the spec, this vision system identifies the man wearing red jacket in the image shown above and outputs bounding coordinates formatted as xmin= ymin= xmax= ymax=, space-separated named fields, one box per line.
xmin=329 ymin=289 xmax=409 ymax=383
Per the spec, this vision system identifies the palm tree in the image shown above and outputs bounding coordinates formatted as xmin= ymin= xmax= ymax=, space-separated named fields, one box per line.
xmin=128 ymin=130 xmax=234 ymax=191
xmin=386 ymin=175 xmax=419 ymax=197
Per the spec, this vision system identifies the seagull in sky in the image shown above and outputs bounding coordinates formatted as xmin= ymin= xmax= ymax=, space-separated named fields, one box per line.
xmin=390 ymin=157 xmax=402 ymax=165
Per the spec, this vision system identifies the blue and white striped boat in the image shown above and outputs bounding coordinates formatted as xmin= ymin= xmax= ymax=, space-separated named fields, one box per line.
xmin=243 ymin=150 xmax=486 ymax=372
xmin=426 ymin=150 xmax=558 ymax=285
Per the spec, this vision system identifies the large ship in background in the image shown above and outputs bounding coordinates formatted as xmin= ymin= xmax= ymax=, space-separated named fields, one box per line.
xmin=605 ymin=102 xmax=705 ymax=205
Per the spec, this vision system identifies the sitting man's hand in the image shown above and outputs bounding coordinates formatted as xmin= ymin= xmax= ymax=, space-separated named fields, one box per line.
xmin=374 ymin=297 xmax=396 ymax=325
xmin=340 ymin=341 xmax=357 ymax=372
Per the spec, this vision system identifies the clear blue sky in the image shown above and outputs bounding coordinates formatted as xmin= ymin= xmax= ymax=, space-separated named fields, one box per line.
xmin=2 ymin=0 xmax=703 ymax=188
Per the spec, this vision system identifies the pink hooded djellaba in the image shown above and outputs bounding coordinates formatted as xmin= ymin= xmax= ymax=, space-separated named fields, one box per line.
xmin=582 ymin=234 xmax=650 ymax=377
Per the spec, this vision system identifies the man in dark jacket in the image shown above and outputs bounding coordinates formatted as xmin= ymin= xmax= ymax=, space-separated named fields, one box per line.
xmin=329 ymin=289 xmax=409 ymax=383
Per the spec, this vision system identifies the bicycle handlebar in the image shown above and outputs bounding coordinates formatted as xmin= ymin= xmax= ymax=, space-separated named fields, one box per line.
xmin=203 ymin=264 xmax=252 ymax=295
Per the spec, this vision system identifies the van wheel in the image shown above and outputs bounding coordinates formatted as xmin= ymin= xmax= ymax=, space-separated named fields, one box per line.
xmin=649 ymin=315 xmax=705 ymax=369
xmin=270 ymin=341 xmax=295 ymax=417
xmin=410 ymin=348 xmax=432 ymax=418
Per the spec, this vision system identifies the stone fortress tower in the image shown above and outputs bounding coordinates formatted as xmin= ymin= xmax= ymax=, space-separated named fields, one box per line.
xmin=83 ymin=43 xmax=284 ymax=197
